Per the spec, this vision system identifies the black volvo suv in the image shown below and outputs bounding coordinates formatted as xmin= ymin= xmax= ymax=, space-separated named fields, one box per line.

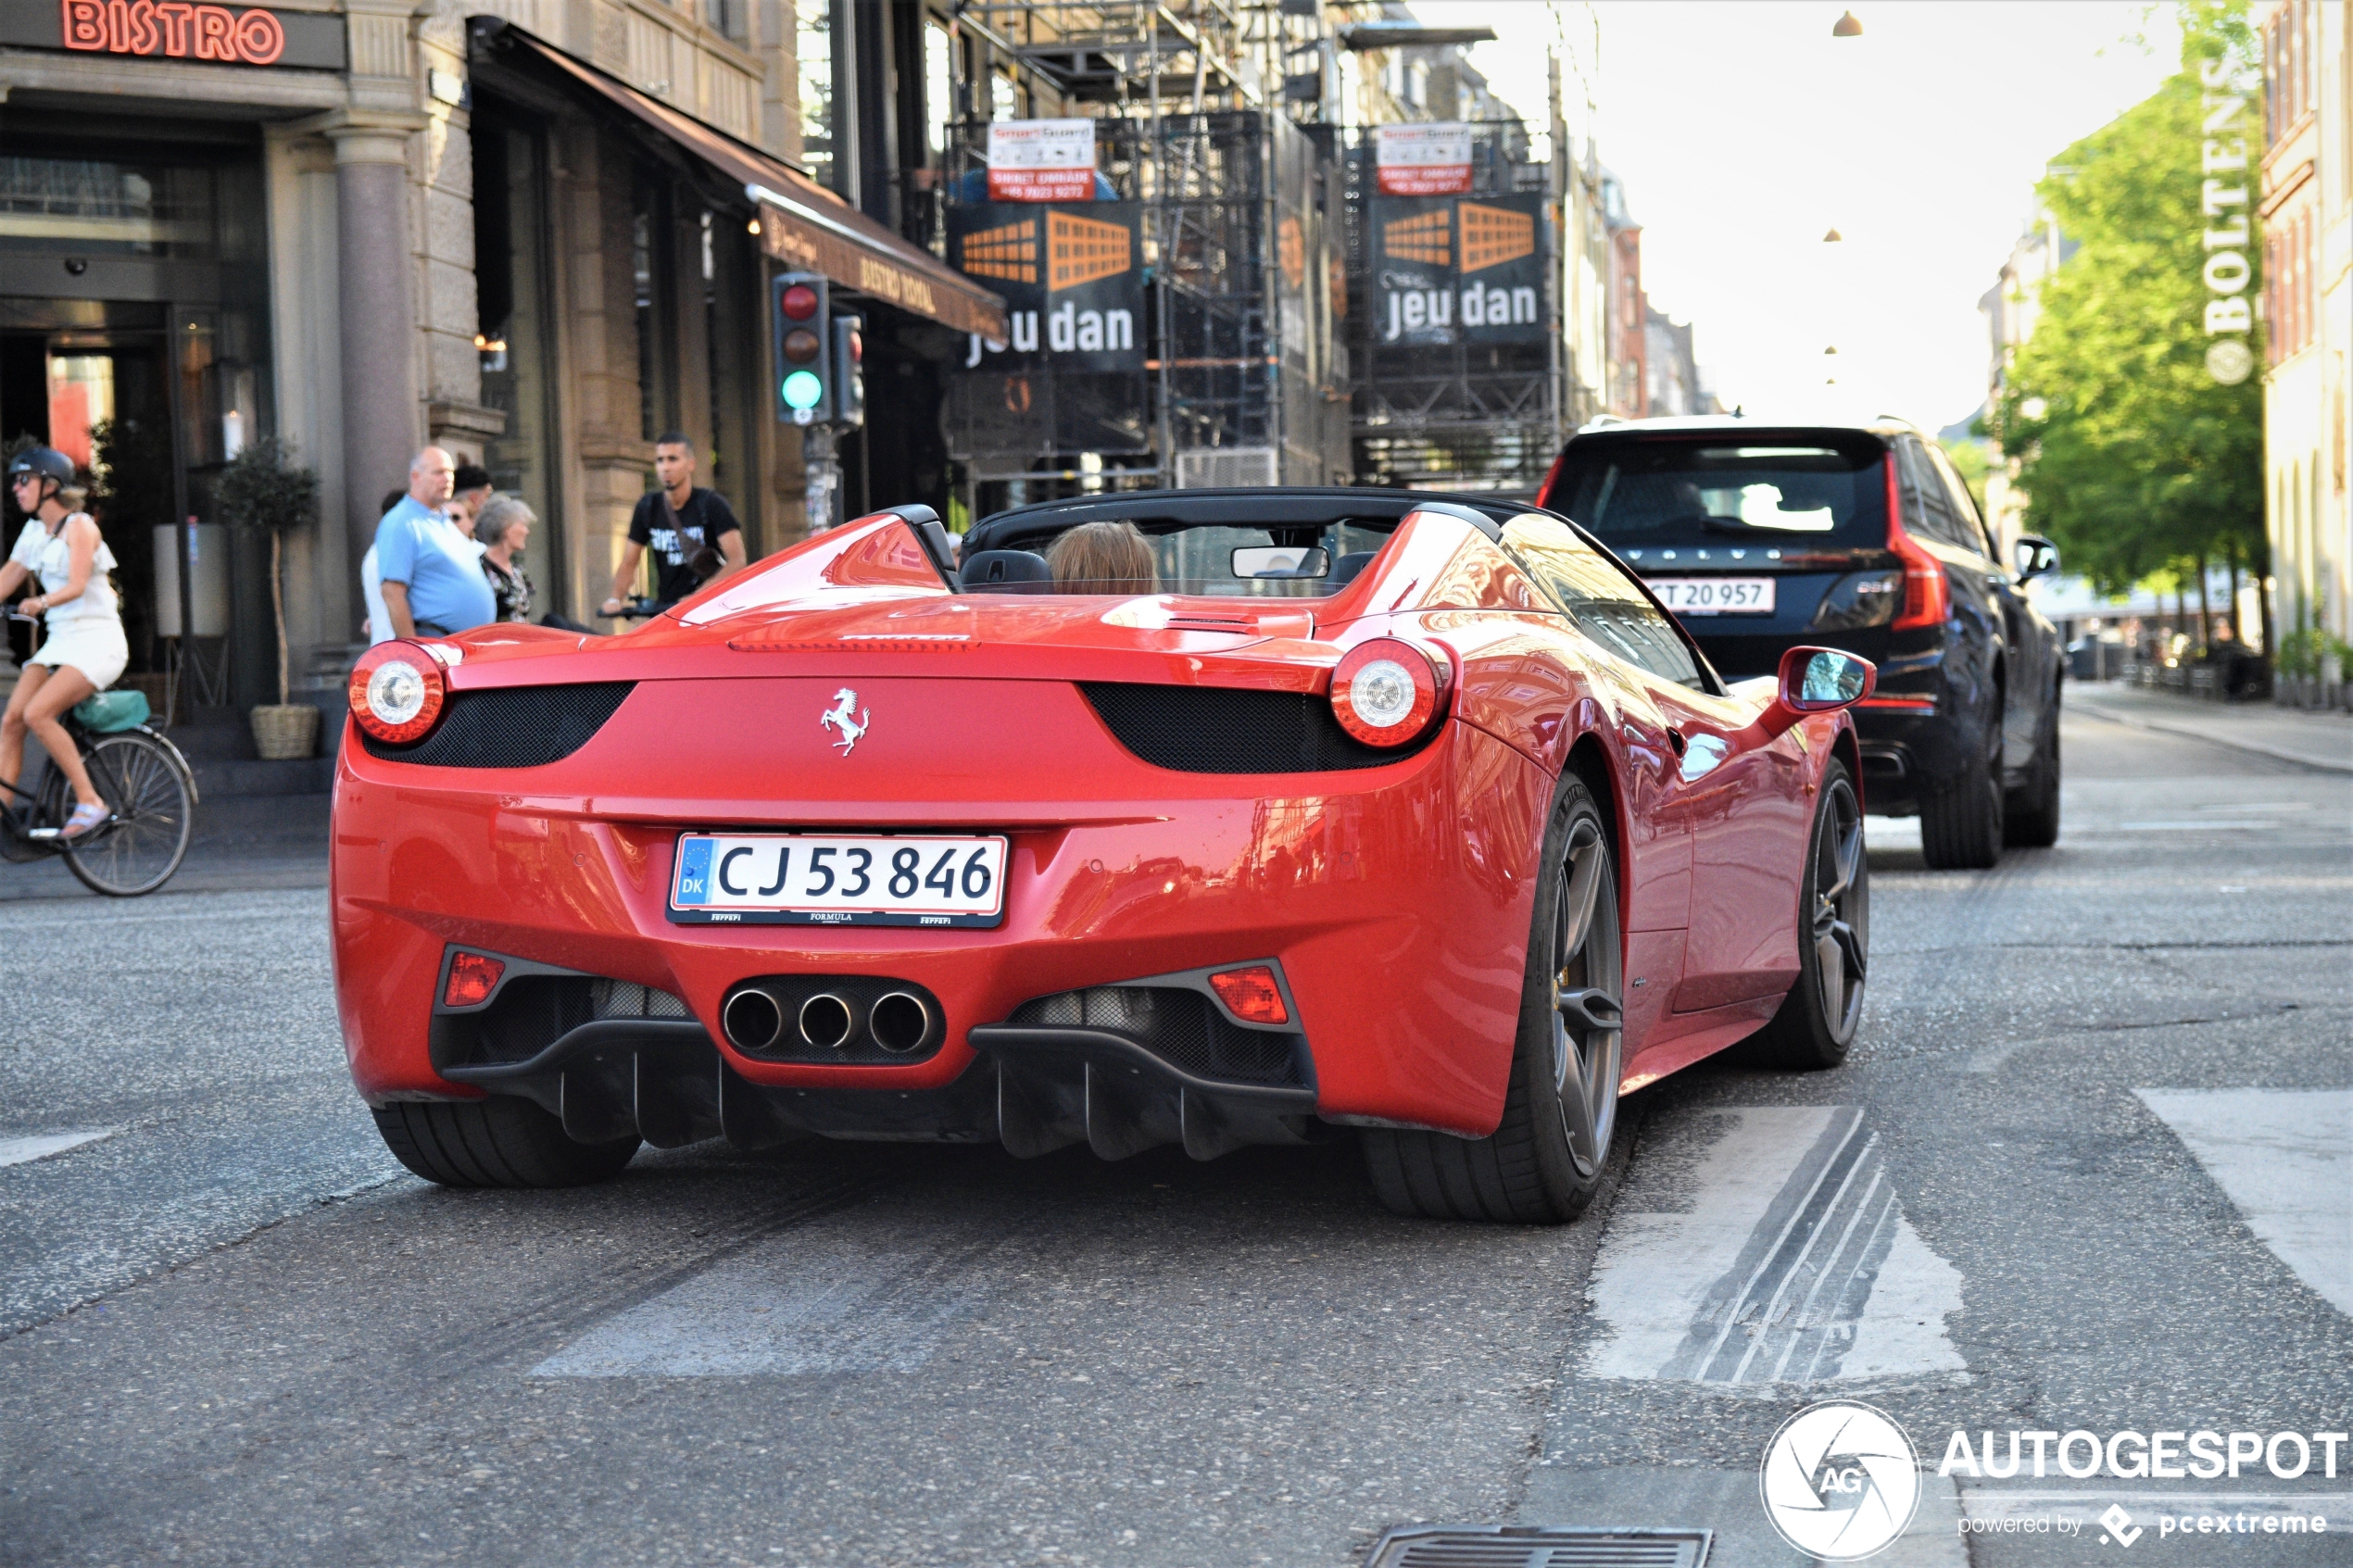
xmin=1538 ymin=417 xmax=2063 ymax=868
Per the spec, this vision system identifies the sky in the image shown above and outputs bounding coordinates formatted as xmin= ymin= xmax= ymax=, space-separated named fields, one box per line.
xmin=1436 ymin=1 xmax=2184 ymax=432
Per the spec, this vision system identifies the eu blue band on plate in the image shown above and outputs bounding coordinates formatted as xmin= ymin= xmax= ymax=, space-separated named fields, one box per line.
xmin=676 ymin=837 xmax=713 ymax=902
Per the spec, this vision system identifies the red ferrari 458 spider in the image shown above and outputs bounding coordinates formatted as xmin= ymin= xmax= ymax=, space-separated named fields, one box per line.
xmin=333 ymin=490 xmax=1874 ymax=1223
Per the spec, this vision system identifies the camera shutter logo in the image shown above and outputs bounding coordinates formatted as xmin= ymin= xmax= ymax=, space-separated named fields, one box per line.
xmin=1759 ymin=1399 xmax=1922 ymax=1560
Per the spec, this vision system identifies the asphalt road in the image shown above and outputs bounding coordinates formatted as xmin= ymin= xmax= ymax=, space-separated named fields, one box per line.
xmin=1 ymin=709 xmax=2347 ymax=1568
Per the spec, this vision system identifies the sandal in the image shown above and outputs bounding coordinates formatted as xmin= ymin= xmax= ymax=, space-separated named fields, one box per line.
xmin=60 ymin=801 xmax=110 ymax=841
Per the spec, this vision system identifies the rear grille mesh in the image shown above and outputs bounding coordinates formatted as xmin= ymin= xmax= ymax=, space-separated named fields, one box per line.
xmin=1080 ymin=683 xmax=1428 ymax=773
xmin=361 ymin=682 xmax=634 ymax=768
xmin=442 ymin=974 xmax=690 ymax=1069
xmin=1011 ymin=986 xmax=1305 ymax=1086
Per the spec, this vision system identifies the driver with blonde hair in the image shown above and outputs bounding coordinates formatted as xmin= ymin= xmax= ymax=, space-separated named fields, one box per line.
xmin=1045 ymin=520 xmax=1157 ymax=595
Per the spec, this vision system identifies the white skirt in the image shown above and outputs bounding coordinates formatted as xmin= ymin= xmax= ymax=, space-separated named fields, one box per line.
xmin=30 ymin=617 xmax=130 ymax=691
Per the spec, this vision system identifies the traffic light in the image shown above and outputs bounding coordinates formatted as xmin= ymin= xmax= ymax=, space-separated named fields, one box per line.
xmin=774 ymin=270 xmax=831 ymax=424
xmin=832 ymin=313 xmax=864 ymax=429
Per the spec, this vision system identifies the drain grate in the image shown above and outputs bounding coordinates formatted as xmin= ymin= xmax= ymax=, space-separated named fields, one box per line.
xmin=1363 ymin=1525 xmax=1710 ymax=1568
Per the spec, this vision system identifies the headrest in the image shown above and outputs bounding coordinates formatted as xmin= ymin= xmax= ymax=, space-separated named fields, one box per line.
xmin=1329 ymin=550 xmax=1379 ymax=589
xmin=960 ymin=549 xmax=1052 ymax=592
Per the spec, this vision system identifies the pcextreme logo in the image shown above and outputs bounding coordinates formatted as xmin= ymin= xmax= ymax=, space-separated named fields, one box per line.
xmin=1760 ymin=1400 xmax=1923 ymax=1561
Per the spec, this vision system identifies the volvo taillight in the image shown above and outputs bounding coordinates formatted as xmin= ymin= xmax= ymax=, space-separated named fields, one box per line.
xmin=1885 ymin=454 xmax=1950 ymax=631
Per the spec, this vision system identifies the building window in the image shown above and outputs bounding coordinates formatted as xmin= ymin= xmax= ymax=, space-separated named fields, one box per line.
xmin=925 ymin=19 xmax=953 ymax=157
xmin=798 ymin=0 xmax=834 ymax=191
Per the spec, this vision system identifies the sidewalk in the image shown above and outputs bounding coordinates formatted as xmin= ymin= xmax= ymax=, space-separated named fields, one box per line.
xmin=2070 ymin=681 xmax=2353 ymax=773
xmin=0 ymin=794 xmax=328 ymax=903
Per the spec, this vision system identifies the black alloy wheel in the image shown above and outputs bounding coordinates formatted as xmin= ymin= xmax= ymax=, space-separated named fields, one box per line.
xmin=1744 ymin=759 xmax=1869 ymax=1069
xmin=2005 ymin=693 xmax=2061 ymax=847
xmin=1919 ymin=705 xmax=2005 ymax=870
xmin=1364 ymin=773 xmax=1625 ymax=1223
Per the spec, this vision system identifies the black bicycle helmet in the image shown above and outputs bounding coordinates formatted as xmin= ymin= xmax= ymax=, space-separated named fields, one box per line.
xmin=6 ymin=446 xmax=72 ymax=487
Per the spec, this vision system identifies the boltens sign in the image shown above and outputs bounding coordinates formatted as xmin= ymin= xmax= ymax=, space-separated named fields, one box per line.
xmin=5 ymin=0 xmax=348 ymax=69
xmin=2196 ymin=56 xmax=2259 ymax=385
xmin=1370 ymin=194 xmax=1547 ymax=346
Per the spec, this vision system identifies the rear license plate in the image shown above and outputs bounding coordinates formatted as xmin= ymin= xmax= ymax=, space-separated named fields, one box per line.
xmin=669 ymin=833 xmax=1008 ymax=927
xmin=1646 ymin=576 xmax=1776 ymax=615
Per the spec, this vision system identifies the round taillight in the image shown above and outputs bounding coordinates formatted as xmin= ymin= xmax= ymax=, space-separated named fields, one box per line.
xmin=1330 ymin=637 xmax=1448 ymax=747
xmin=347 ymin=641 xmax=449 ymax=746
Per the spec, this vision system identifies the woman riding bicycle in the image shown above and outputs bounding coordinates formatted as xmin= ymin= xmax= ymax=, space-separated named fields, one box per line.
xmin=1 ymin=446 xmax=127 ymax=842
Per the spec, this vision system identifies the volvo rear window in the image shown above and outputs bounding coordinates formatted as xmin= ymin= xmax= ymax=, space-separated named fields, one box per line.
xmin=1543 ymin=436 xmax=1889 ymax=552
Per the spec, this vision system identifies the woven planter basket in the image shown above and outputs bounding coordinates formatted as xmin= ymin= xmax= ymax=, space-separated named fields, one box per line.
xmin=250 ymin=703 xmax=320 ymax=760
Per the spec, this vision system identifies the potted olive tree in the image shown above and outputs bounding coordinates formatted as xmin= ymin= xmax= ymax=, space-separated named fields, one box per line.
xmin=213 ymin=436 xmax=322 ymax=759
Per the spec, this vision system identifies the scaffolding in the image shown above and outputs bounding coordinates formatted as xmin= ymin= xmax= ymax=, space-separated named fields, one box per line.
xmin=941 ymin=3 xmax=1351 ymax=504
xmin=1343 ymin=119 xmax=1562 ymax=495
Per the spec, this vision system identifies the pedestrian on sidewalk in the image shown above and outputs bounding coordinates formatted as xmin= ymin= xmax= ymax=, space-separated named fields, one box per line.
xmin=0 ymin=446 xmax=126 ymax=840
xmin=474 ymin=495 xmax=535 ymax=624
xmin=374 ymin=447 xmax=493 ymax=638
xmin=599 ymin=433 xmax=745 ymax=617
xmin=448 ymin=464 xmax=494 ymax=533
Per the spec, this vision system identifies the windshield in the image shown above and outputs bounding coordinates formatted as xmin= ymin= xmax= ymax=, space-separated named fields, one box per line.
xmin=1544 ymin=437 xmax=1890 ymax=553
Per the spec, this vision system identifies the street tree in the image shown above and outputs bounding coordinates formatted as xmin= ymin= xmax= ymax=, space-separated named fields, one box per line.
xmin=1988 ymin=1 xmax=2264 ymax=637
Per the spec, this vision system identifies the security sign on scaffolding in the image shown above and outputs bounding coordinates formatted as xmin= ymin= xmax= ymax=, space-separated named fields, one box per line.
xmin=1371 ymin=194 xmax=1547 ymax=346
xmin=987 ymin=119 xmax=1099 ymax=202
xmin=950 ymin=202 xmax=1147 ymax=371
xmin=1375 ymin=122 xmax=1472 ymax=195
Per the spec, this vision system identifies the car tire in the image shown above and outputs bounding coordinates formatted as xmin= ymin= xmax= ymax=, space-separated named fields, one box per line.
xmin=371 ymin=1098 xmax=640 ymax=1188
xmin=1919 ymin=716 xmax=2004 ymax=870
xmin=1363 ymin=773 xmax=1624 ymax=1224
xmin=2004 ymin=697 xmax=2061 ymax=847
xmin=1743 ymin=759 xmax=1869 ymax=1071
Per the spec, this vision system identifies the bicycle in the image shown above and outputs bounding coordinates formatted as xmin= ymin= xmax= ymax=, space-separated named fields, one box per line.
xmin=0 ymin=612 xmax=197 ymax=897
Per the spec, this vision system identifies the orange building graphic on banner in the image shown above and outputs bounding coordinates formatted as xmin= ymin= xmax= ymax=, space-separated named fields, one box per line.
xmin=1383 ymin=208 xmax=1452 ymax=267
xmin=1047 ymin=210 xmax=1131 ymax=292
xmin=1458 ymin=203 xmax=1536 ymax=273
xmin=959 ymin=219 xmax=1039 ymax=284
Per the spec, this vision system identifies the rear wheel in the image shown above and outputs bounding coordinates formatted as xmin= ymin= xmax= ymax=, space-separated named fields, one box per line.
xmin=1363 ymin=775 xmax=1624 ymax=1223
xmin=372 ymin=1098 xmax=640 ymax=1188
xmin=2005 ymin=696 xmax=2061 ymax=847
xmin=1919 ymin=712 xmax=2003 ymax=870
xmin=1743 ymin=760 xmax=1868 ymax=1070
xmin=64 ymin=732 xmax=195 ymax=897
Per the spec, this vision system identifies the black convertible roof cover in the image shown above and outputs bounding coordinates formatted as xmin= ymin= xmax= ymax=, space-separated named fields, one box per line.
xmin=962 ymin=487 xmax=1530 ymax=555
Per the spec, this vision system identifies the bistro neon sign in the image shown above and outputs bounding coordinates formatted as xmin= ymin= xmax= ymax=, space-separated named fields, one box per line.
xmin=58 ymin=0 xmax=286 ymax=65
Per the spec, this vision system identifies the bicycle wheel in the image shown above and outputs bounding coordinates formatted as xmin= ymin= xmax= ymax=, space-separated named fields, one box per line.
xmin=64 ymin=732 xmax=195 ymax=897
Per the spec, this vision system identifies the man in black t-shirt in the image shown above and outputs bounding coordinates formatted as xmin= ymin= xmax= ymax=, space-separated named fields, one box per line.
xmin=600 ymin=432 xmax=748 ymax=614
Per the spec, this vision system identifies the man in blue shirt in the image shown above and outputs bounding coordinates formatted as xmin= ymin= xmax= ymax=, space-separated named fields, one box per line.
xmin=375 ymin=446 xmax=494 ymax=636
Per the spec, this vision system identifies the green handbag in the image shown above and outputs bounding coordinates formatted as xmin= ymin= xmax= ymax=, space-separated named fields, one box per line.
xmin=71 ymin=689 xmax=150 ymax=733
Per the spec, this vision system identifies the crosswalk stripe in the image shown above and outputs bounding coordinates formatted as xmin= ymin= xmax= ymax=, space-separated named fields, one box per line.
xmin=0 ymin=1129 xmax=120 ymax=1169
xmin=2135 ymin=1087 xmax=2352 ymax=1318
xmin=1587 ymin=1106 xmax=1965 ymax=1385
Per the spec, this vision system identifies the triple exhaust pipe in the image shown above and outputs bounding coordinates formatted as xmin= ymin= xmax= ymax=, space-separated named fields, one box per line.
xmin=722 ymin=983 xmax=935 ymax=1056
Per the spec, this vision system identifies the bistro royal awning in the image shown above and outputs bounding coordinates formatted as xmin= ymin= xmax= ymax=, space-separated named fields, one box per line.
xmin=490 ymin=24 xmax=1006 ymax=343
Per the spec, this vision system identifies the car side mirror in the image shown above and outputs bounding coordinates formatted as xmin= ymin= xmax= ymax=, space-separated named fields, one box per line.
xmin=1756 ymin=646 xmax=1876 ymax=739
xmin=2014 ymin=533 xmax=2059 ymax=583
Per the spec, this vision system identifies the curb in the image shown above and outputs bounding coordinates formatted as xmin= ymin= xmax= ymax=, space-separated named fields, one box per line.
xmin=2070 ymin=697 xmax=2353 ymax=775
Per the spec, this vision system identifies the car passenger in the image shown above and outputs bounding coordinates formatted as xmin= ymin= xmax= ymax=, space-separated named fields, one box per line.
xmin=1046 ymin=520 xmax=1156 ymax=595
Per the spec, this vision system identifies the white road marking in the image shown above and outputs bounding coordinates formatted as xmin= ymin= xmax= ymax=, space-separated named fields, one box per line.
xmin=533 ymin=1214 xmax=999 ymax=1378
xmin=0 ymin=1128 xmax=120 ymax=1168
xmin=1585 ymin=1106 xmax=1965 ymax=1385
xmin=2136 ymin=1087 xmax=2353 ymax=1318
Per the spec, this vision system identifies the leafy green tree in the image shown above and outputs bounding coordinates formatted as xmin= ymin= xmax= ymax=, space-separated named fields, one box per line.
xmin=1988 ymin=1 xmax=2264 ymax=620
